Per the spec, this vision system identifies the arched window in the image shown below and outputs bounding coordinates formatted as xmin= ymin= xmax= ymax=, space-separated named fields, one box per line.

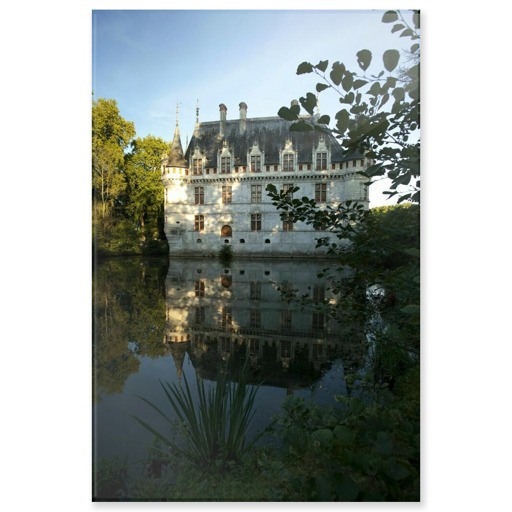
xmin=221 ymin=225 xmax=232 ymax=237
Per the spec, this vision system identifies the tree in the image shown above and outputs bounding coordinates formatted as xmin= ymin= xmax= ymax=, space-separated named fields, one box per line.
xmin=124 ymin=135 xmax=169 ymax=242
xmin=92 ymin=98 xmax=135 ymax=221
xmin=275 ymin=9 xmax=420 ymax=204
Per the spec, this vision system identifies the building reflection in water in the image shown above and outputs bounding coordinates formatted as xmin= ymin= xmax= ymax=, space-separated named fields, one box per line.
xmin=162 ymin=259 xmax=364 ymax=393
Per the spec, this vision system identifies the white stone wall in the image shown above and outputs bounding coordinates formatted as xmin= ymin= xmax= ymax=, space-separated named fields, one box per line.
xmin=163 ymin=162 xmax=369 ymax=257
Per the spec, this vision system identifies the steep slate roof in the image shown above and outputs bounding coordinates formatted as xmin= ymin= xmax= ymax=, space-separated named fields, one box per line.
xmin=185 ymin=116 xmax=360 ymax=168
xmin=167 ymin=127 xmax=188 ymax=168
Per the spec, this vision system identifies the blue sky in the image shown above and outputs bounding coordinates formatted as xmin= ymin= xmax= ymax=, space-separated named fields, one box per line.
xmin=92 ymin=9 xmax=416 ymax=205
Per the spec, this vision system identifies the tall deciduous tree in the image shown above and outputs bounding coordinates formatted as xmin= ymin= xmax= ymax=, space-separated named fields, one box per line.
xmin=92 ymin=98 xmax=135 ymax=221
xmin=124 ymin=135 xmax=169 ymax=242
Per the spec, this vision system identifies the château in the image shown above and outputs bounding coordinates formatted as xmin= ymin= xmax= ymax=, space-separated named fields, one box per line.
xmin=161 ymin=102 xmax=370 ymax=257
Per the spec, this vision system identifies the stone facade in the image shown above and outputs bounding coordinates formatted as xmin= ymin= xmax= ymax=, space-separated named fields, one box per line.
xmin=162 ymin=103 xmax=370 ymax=257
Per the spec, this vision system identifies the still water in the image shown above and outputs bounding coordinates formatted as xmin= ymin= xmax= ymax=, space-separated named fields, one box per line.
xmin=93 ymin=256 xmax=364 ymax=472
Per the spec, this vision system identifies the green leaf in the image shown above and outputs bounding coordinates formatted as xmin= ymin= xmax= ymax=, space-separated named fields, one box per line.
xmin=413 ymin=10 xmax=420 ymax=29
xmin=335 ymin=109 xmax=349 ymax=134
xmin=297 ymin=61 xmax=313 ymax=74
xmin=356 ymin=49 xmax=372 ymax=71
xmin=312 ymin=428 xmax=334 ymax=447
xmin=382 ymin=10 xmax=398 ymax=23
xmin=368 ymin=82 xmax=381 ymax=96
xmin=278 ymin=106 xmax=299 ymax=121
xmin=392 ymin=87 xmax=405 ymax=101
xmin=315 ymin=59 xmax=329 ymax=72
xmin=353 ymin=79 xmax=368 ymax=90
xmin=289 ymin=121 xmax=313 ymax=132
xmin=299 ymin=93 xmax=317 ymax=115
xmin=333 ymin=425 xmax=356 ymax=444
xmin=407 ymin=63 xmax=420 ymax=81
xmin=342 ymin=72 xmax=354 ymax=92
xmin=400 ymin=28 xmax=414 ymax=38
xmin=410 ymin=43 xmax=420 ymax=53
xmin=344 ymin=92 xmax=355 ymax=104
xmin=330 ymin=61 xmax=345 ymax=86
xmin=376 ymin=431 xmax=393 ymax=455
xmin=333 ymin=474 xmax=359 ymax=501
xmin=317 ymin=115 xmax=330 ymax=125
xmin=391 ymin=23 xmax=405 ymax=33
xmin=316 ymin=82 xmax=329 ymax=93
xmin=383 ymin=49 xmax=400 ymax=72
xmin=401 ymin=304 xmax=420 ymax=316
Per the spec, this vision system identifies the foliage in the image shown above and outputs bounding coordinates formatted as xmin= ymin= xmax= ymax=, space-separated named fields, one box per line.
xmin=277 ymin=10 xmax=420 ymax=204
xmin=92 ymin=98 xmax=170 ymax=256
xmin=93 ymin=456 xmax=129 ymax=501
xmin=269 ymin=389 xmax=420 ymax=501
xmin=93 ymin=257 xmax=168 ymax=402
xmin=124 ymin=135 xmax=169 ymax=243
xmin=92 ymin=98 xmax=135 ymax=220
xmin=133 ymin=366 xmax=262 ymax=471
xmin=218 ymin=244 xmax=233 ymax=264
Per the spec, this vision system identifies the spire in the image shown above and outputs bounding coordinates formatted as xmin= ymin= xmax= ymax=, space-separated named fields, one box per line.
xmin=168 ymin=103 xmax=187 ymax=168
xmin=194 ymin=99 xmax=200 ymax=137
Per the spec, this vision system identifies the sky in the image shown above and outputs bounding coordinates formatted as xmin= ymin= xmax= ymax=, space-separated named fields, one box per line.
xmin=92 ymin=9 xmax=417 ymax=206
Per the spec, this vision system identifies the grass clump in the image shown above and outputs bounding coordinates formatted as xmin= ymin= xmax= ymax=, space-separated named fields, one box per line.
xmin=133 ymin=367 xmax=261 ymax=471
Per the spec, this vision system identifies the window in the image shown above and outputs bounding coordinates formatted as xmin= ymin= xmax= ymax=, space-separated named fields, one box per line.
xmin=220 ymin=156 xmax=230 ymax=174
xmin=195 ymin=280 xmax=205 ymax=297
xmin=194 ymin=186 xmax=204 ymax=205
xmin=315 ymin=183 xmax=327 ymax=202
xmin=316 ymin=152 xmax=327 ymax=170
xmin=250 ymin=155 xmax=261 ymax=173
xmin=222 ymin=185 xmax=232 ymax=204
xmin=250 ymin=309 xmax=261 ymax=328
xmin=312 ymin=312 xmax=325 ymax=330
xmin=313 ymin=285 xmax=325 ymax=301
xmin=282 ymin=217 xmax=294 ymax=231
xmin=283 ymin=153 xmax=294 ymax=172
xmin=251 ymin=214 xmax=261 ymax=231
xmin=221 ymin=307 xmax=232 ymax=327
xmin=250 ymin=282 xmax=261 ymax=300
xmin=280 ymin=340 xmax=292 ymax=357
xmin=282 ymin=183 xmax=294 ymax=198
xmin=192 ymin=158 xmax=203 ymax=175
xmin=251 ymin=184 xmax=262 ymax=203
xmin=281 ymin=310 xmax=292 ymax=329
xmin=195 ymin=306 xmax=205 ymax=324
xmin=194 ymin=214 xmax=204 ymax=231
xmin=250 ymin=338 xmax=260 ymax=353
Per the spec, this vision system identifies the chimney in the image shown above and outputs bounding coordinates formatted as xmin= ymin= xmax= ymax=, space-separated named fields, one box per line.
xmin=291 ymin=99 xmax=299 ymax=108
xmin=239 ymin=102 xmax=247 ymax=133
xmin=219 ymin=103 xmax=227 ymax=137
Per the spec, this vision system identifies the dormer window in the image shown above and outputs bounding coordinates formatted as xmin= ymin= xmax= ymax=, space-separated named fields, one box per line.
xmin=191 ymin=147 xmax=204 ymax=175
xmin=219 ymin=142 xmax=232 ymax=174
xmin=249 ymin=142 xmax=263 ymax=173
xmin=220 ymin=156 xmax=230 ymax=174
xmin=314 ymin=136 xmax=330 ymax=171
xmin=250 ymin=155 xmax=261 ymax=173
xmin=283 ymin=153 xmax=294 ymax=172
xmin=281 ymin=139 xmax=296 ymax=172
xmin=192 ymin=158 xmax=203 ymax=175
xmin=316 ymin=152 xmax=327 ymax=171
